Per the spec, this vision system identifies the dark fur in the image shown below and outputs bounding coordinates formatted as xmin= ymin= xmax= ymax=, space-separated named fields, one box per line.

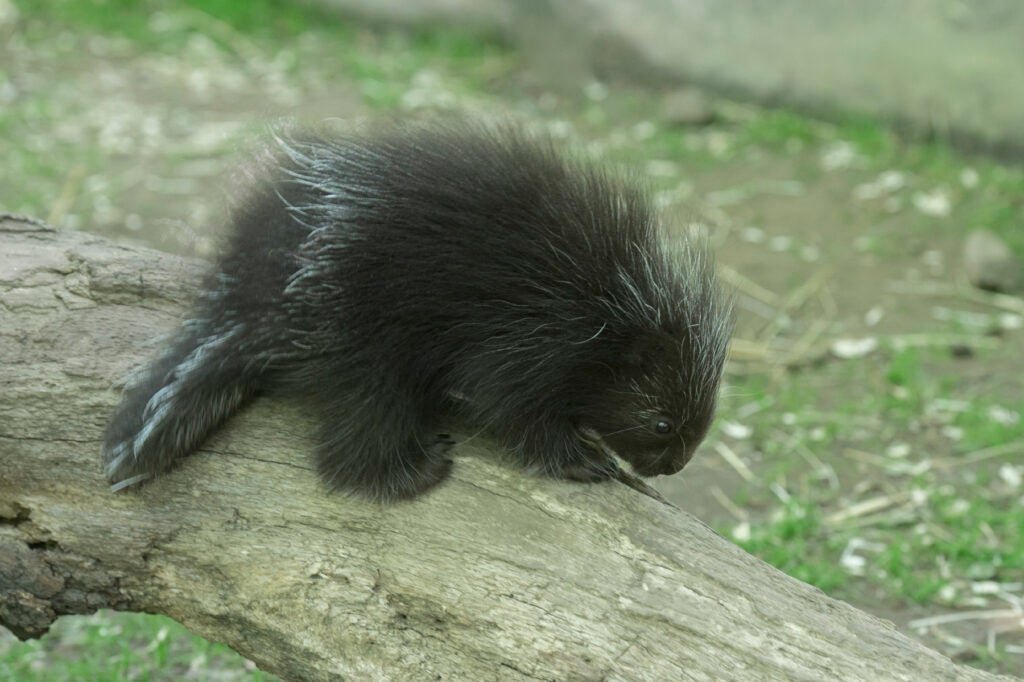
xmin=102 ymin=119 xmax=733 ymax=500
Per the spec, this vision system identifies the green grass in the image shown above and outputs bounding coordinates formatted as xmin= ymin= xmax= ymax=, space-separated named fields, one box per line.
xmin=619 ymin=100 xmax=1024 ymax=254
xmin=735 ymin=110 xmax=823 ymax=150
xmin=833 ymin=118 xmax=1024 ymax=252
xmin=15 ymin=0 xmax=506 ymax=98
xmin=3 ymin=0 xmax=509 ymax=232
xmin=0 ymin=612 xmax=280 ymax=681
xmin=872 ymin=491 xmax=1023 ymax=604
xmin=731 ymin=500 xmax=849 ymax=593
xmin=723 ymin=344 xmax=1024 ymax=611
xmin=21 ymin=0 xmax=335 ymax=44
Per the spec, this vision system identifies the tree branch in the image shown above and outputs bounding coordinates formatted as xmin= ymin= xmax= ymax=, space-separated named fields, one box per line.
xmin=0 ymin=216 xmax=1004 ymax=680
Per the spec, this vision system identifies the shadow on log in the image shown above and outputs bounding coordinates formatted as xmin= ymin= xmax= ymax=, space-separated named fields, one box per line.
xmin=0 ymin=216 xmax=1005 ymax=680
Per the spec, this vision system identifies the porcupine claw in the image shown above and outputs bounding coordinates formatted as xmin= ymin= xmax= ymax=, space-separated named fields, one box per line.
xmin=576 ymin=426 xmax=673 ymax=506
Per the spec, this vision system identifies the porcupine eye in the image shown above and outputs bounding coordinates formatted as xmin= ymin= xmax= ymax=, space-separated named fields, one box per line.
xmin=653 ymin=418 xmax=673 ymax=435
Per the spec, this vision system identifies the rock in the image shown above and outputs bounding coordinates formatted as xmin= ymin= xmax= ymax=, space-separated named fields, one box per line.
xmin=304 ymin=0 xmax=1024 ymax=156
xmin=831 ymin=337 xmax=879 ymax=359
xmin=661 ymin=88 xmax=716 ymax=127
xmin=964 ymin=229 xmax=1022 ymax=292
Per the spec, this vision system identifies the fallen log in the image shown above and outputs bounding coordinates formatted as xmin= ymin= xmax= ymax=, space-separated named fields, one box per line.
xmin=0 ymin=215 xmax=1004 ymax=680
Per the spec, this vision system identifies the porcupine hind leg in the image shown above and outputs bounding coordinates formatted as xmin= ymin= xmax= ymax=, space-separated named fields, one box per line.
xmin=304 ymin=362 xmax=454 ymax=501
xmin=102 ymin=322 xmax=261 ymax=491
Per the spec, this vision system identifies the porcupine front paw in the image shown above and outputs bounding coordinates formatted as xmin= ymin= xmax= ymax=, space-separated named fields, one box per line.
xmin=386 ymin=432 xmax=456 ymax=500
xmin=556 ymin=425 xmax=621 ymax=482
xmin=559 ymin=456 xmax=620 ymax=483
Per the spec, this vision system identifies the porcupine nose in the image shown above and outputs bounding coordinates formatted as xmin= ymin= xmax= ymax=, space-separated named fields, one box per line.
xmin=661 ymin=450 xmax=694 ymax=475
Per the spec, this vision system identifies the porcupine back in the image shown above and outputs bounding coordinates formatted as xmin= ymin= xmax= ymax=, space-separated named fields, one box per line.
xmin=102 ymin=119 xmax=732 ymax=500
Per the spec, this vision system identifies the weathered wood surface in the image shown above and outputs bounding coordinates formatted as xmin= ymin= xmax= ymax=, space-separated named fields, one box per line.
xmin=0 ymin=216 xmax=1007 ymax=681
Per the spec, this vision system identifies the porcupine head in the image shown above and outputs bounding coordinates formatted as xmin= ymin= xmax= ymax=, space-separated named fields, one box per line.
xmin=569 ymin=233 xmax=732 ymax=479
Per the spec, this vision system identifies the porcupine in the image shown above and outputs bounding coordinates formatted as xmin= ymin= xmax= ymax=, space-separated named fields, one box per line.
xmin=101 ymin=119 xmax=733 ymax=501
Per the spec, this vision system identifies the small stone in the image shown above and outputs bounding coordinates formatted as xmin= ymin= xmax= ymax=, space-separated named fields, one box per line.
xmin=731 ymin=522 xmax=751 ymax=542
xmin=911 ymin=189 xmax=951 ymax=217
xmin=949 ymin=344 xmax=973 ymax=359
xmin=820 ymin=142 xmax=859 ymax=170
xmin=632 ymin=120 xmax=656 ymax=140
xmin=964 ymin=229 xmax=1022 ymax=292
xmin=661 ymin=88 xmax=716 ymax=127
xmin=987 ymin=405 xmax=1020 ymax=426
xmin=721 ymin=421 xmax=752 ymax=439
xmin=0 ymin=0 xmax=18 ymax=26
xmin=999 ymin=464 xmax=1022 ymax=488
xmin=741 ymin=226 xmax=765 ymax=243
xmin=999 ymin=313 xmax=1023 ymax=330
xmin=831 ymin=337 xmax=878 ymax=359
xmin=864 ymin=306 xmax=885 ymax=327
xmin=583 ymin=81 xmax=608 ymax=102
xmin=886 ymin=443 xmax=911 ymax=458
xmin=959 ymin=167 xmax=979 ymax=189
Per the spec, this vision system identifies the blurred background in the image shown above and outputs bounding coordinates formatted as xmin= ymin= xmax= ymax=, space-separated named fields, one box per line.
xmin=1 ymin=0 xmax=1022 ymax=679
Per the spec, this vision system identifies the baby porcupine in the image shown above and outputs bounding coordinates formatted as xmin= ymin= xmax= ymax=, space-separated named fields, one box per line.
xmin=102 ymin=119 xmax=733 ymax=501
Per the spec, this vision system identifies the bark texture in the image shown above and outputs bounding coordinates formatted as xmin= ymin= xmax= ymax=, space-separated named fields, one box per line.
xmin=0 ymin=216 xmax=1006 ymax=681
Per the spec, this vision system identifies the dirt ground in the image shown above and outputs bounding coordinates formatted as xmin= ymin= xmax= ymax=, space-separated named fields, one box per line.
xmin=2 ymin=4 xmax=1022 ymax=677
